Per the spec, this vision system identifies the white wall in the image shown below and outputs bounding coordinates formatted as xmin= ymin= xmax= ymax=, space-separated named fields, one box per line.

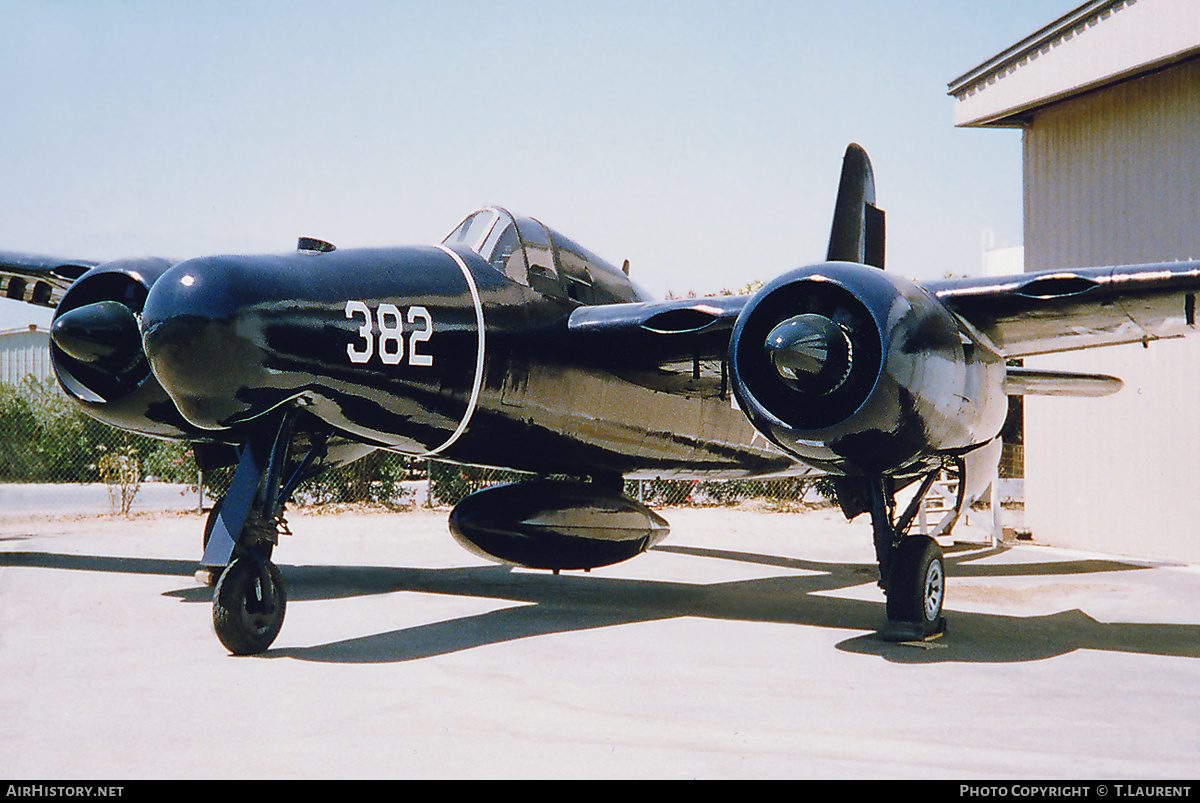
xmin=1023 ymin=58 xmax=1200 ymax=561
xmin=1027 ymin=339 xmax=1200 ymax=562
xmin=0 ymin=327 xmax=52 ymax=385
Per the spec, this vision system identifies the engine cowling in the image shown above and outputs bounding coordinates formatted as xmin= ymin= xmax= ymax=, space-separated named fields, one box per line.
xmin=50 ymin=259 xmax=200 ymax=440
xmin=449 ymin=480 xmax=669 ymax=571
xmin=728 ymin=262 xmax=1007 ymax=477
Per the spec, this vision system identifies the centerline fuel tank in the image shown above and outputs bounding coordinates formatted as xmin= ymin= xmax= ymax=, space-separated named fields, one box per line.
xmin=448 ymin=481 xmax=670 ymax=571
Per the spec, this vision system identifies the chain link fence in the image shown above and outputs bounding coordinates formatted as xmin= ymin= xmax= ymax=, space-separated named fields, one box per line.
xmin=1 ymin=376 xmax=834 ymax=515
xmin=1 ymin=376 xmax=196 ymax=514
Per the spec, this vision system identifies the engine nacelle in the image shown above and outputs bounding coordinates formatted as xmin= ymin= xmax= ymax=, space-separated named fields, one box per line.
xmin=728 ymin=262 xmax=1007 ymax=476
xmin=51 ymin=259 xmax=199 ymax=440
xmin=449 ymin=480 xmax=669 ymax=571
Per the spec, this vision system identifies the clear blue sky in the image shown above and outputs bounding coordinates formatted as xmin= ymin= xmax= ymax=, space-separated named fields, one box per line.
xmin=0 ymin=0 xmax=1079 ymax=329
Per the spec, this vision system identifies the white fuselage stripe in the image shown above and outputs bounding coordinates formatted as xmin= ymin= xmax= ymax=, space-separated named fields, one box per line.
xmin=425 ymin=245 xmax=485 ymax=456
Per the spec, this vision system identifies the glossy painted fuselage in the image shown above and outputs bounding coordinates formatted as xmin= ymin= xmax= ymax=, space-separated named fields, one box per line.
xmin=139 ymin=243 xmax=794 ymax=479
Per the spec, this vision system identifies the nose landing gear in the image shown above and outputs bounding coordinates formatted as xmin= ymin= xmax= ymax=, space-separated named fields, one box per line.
xmin=200 ymin=409 xmax=325 ymax=655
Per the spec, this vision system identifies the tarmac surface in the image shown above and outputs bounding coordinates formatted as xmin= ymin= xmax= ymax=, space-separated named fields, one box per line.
xmin=0 ymin=482 xmax=201 ymax=515
xmin=2 ymin=503 xmax=1199 ymax=779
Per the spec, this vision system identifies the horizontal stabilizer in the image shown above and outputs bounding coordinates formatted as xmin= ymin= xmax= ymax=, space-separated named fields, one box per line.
xmin=1002 ymin=368 xmax=1123 ymax=397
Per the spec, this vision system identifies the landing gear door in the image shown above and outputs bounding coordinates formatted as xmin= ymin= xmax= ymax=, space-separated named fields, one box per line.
xmin=514 ymin=216 xmax=566 ymax=300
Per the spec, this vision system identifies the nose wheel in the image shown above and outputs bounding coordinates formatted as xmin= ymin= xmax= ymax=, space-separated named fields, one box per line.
xmin=213 ymin=557 xmax=287 ymax=655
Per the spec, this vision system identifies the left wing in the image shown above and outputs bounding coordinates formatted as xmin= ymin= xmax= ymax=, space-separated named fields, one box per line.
xmin=0 ymin=250 xmax=98 ymax=308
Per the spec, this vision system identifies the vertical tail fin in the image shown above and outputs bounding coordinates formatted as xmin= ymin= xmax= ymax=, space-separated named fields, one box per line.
xmin=826 ymin=144 xmax=886 ymax=269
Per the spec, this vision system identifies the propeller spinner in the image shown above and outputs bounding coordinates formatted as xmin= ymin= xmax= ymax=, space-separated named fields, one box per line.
xmin=50 ymin=300 xmax=144 ymax=374
xmin=764 ymin=313 xmax=853 ymax=395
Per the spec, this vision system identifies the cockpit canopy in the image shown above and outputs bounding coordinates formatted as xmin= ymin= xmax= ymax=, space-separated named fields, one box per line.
xmin=443 ymin=207 xmax=646 ymax=305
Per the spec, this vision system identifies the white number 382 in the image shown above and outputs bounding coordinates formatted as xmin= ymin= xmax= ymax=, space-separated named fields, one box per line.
xmin=345 ymin=301 xmax=434 ymax=367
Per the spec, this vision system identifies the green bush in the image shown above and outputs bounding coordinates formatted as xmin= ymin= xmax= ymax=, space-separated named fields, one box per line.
xmin=298 ymin=451 xmax=417 ymax=507
xmin=0 ymin=376 xmax=117 ymax=482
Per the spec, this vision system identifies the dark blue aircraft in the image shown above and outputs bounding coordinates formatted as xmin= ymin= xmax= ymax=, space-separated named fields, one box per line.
xmin=4 ymin=145 xmax=1198 ymax=653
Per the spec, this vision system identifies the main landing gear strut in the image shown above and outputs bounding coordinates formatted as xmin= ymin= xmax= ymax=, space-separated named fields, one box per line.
xmin=855 ymin=461 xmax=963 ymax=641
xmin=200 ymin=408 xmax=326 ymax=655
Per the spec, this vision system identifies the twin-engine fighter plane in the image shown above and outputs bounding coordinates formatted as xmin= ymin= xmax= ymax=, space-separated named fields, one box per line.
xmin=5 ymin=144 xmax=1199 ymax=653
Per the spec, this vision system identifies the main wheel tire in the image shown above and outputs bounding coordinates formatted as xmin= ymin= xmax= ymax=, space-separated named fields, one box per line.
xmin=213 ymin=557 xmax=286 ymax=655
xmin=885 ymin=535 xmax=944 ymax=635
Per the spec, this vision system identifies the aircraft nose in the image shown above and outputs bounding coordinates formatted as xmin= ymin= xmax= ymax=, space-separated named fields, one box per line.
xmin=141 ymin=258 xmax=265 ymax=429
xmin=764 ymin=313 xmax=853 ymax=395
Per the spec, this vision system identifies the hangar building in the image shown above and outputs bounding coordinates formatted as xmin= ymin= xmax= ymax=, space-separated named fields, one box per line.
xmin=949 ymin=0 xmax=1200 ymax=561
xmin=0 ymin=325 xmax=52 ymax=386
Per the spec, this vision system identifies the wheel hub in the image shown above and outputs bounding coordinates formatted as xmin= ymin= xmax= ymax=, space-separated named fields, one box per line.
xmin=923 ymin=560 xmax=944 ymax=621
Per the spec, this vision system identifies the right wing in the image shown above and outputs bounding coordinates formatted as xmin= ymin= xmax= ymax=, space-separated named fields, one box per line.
xmin=566 ymin=294 xmax=747 ymax=398
xmin=564 ymin=259 xmax=1200 ymax=401
xmin=926 ymin=260 xmax=1200 ymax=357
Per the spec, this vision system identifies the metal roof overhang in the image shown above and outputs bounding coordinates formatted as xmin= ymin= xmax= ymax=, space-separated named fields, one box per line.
xmin=948 ymin=0 xmax=1200 ymax=128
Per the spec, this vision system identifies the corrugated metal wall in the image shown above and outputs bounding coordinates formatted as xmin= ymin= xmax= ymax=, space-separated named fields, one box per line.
xmin=0 ymin=328 xmax=53 ymax=385
xmin=1023 ymin=58 xmax=1200 ymax=561
xmin=1024 ymin=58 xmax=1200 ymax=272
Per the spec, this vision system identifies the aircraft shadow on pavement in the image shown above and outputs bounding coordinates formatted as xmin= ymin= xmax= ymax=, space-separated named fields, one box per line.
xmin=3 ymin=543 xmax=1197 ymax=665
